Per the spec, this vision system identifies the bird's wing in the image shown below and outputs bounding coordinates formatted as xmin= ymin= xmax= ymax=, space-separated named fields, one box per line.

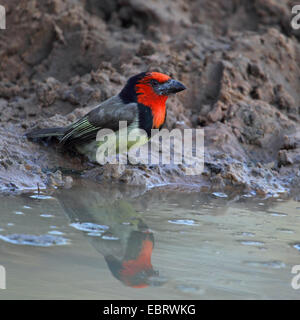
xmin=60 ymin=96 xmax=138 ymax=145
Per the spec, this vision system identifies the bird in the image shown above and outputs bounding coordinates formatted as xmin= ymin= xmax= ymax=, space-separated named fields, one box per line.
xmin=26 ymin=71 xmax=186 ymax=162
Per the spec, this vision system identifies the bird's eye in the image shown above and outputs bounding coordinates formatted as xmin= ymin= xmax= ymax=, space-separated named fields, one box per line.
xmin=150 ymin=79 xmax=159 ymax=86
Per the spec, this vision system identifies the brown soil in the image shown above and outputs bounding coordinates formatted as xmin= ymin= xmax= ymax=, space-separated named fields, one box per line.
xmin=0 ymin=0 xmax=299 ymax=196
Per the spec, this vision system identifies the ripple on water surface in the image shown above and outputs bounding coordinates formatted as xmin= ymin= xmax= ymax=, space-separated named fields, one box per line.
xmin=244 ymin=261 xmax=286 ymax=269
xmin=168 ymin=219 xmax=198 ymax=226
xmin=29 ymin=195 xmax=54 ymax=200
xmin=0 ymin=234 xmax=69 ymax=246
xmin=212 ymin=192 xmax=228 ymax=198
xmin=70 ymin=222 xmax=109 ymax=233
xmin=238 ymin=240 xmax=265 ymax=246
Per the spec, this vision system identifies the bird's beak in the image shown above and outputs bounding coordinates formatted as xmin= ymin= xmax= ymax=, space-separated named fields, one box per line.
xmin=157 ymin=79 xmax=186 ymax=95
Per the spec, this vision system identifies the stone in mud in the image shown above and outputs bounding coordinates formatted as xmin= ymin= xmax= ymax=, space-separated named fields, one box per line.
xmin=137 ymin=40 xmax=156 ymax=56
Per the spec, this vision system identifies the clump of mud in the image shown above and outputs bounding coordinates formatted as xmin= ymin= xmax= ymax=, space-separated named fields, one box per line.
xmin=0 ymin=0 xmax=299 ymax=195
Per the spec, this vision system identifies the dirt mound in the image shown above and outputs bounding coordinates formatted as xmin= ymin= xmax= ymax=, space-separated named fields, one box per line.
xmin=0 ymin=0 xmax=299 ymax=195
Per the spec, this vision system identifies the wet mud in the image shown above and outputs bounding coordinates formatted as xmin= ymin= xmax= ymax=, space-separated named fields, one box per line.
xmin=0 ymin=0 xmax=300 ymax=195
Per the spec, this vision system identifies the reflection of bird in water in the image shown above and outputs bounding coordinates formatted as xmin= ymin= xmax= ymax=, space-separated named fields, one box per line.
xmin=106 ymin=230 xmax=156 ymax=288
xmin=56 ymin=181 xmax=161 ymax=288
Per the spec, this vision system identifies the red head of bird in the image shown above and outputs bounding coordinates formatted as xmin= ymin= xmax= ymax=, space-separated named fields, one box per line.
xmin=119 ymin=72 xmax=186 ymax=129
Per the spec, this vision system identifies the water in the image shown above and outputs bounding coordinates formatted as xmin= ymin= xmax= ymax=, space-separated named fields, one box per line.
xmin=0 ymin=181 xmax=300 ymax=299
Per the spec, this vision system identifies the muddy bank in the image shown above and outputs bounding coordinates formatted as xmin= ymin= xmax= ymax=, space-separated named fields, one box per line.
xmin=0 ymin=0 xmax=299 ymax=195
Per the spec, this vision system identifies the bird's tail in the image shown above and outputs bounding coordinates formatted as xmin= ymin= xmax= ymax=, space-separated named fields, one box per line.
xmin=25 ymin=127 xmax=66 ymax=140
